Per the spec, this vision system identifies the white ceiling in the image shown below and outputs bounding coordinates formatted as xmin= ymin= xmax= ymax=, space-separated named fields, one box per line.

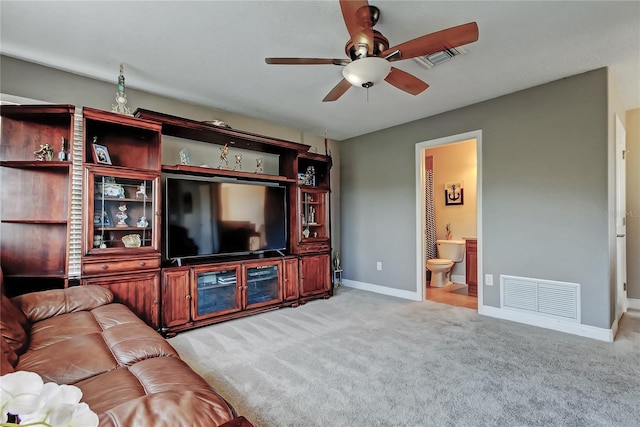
xmin=1 ymin=1 xmax=639 ymax=141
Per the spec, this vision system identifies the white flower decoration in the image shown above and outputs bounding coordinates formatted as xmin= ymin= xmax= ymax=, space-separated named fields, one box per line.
xmin=1 ymin=371 xmax=98 ymax=427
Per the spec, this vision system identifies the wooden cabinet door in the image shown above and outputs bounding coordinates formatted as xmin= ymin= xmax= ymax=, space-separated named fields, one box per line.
xmin=282 ymin=258 xmax=299 ymax=301
xmin=191 ymin=264 xmax=242 ymax=321
xmin=299 ymin=254 xmax=331 ymax=297
xmin=162 ymin=268 xmax=192 ymax=328
xmin=83 ymin=271 xmax=160 ymax=329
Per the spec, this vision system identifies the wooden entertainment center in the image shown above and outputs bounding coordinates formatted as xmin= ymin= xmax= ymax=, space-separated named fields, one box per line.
xmin=1 ymin=105 xmax=333 ymax=335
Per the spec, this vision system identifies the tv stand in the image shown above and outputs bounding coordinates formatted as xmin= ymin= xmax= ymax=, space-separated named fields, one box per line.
xmin=134 ymin=108 xmax=333 ymax=334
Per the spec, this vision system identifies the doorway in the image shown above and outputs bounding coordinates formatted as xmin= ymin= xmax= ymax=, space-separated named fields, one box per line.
xmin=415 ymin=130 xmax=482 ymax=310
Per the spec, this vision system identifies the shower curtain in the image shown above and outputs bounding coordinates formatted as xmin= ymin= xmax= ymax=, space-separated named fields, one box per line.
xmin=425 ymin=156 xmax=437 ymax=261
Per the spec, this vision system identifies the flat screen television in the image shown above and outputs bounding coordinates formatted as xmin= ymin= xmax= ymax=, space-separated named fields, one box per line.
xmin=164 ymin=175 xmax=287 ymax=262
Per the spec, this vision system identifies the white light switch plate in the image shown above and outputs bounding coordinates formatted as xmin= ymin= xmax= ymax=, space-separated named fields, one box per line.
xmin=485 ymin=274 xmax=493 ymax=286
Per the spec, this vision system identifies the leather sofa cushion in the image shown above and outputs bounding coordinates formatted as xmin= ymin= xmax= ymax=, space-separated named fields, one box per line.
xmin=17 ymin=332 xmax=119 ymax=384
xmin=76 ymin=357 xmax=235 ymax=426
xmin=17 ymin=303 xmax=178 ymax=384
xmin=12 ymin=285 xmax=113 ymax=323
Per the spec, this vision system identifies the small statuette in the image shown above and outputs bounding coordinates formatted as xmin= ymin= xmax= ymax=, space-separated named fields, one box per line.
xmin=34 ymin=144 xmax=54 ymax=161
xmin=116 ymin=202 xmax=128 ymax=227
xmin=137 ymin=216 xmax=149 ymax=228
xmin=57 ymin=137 xmax=67 ymax=161
xmin=304 ymin=165 xmax=316 ymax=186
xmin=255 ymin=157 xmax=263 ymax=174
xmin=218 ymin=143 xmax=230 ymax=169
xmin=179 ymin=149 xmax=190 ymax=165
xmin=135 ymin=182 xmax=147 ymax=199
xmin=233 ymin=153 xmax=242 ymax=171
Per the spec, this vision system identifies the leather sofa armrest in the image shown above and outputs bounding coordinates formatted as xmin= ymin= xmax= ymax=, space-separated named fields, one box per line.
xmin=12 ymin=286 xmax=114 ymax=323
xmin=219 ymin=416 xmax=254 ymax=427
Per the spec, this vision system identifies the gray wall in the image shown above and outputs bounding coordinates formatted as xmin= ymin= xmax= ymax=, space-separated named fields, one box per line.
xmin=341 ymin=69 xmax=611 ymax=329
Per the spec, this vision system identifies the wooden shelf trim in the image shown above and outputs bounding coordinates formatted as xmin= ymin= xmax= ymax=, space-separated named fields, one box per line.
xmin=1 ymin=219 xmax=68 ymax=224
xmin=162 ymin=164 xmax=295 ymax=183
xmin=0 ymin=161 xmax=72 ymax=168
xmin=0 ymin=104 xmax=75 ymax=119
xmin=135 ymin=108 xmax=310 ymax=154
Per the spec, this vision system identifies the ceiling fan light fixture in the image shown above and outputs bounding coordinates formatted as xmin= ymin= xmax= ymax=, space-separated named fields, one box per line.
xmin=342 ymin=57 xmax=391 ymax=88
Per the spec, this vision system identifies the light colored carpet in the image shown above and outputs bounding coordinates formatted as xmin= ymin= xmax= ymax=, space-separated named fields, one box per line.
xmin=169 ymin=287 xmax=640 ymax=426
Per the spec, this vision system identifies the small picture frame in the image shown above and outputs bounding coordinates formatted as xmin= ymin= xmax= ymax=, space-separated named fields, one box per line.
xmin=92 ymin=143 xmax=112 ymax=165
xmin=445 ymin=183 xmax=464 ymax=206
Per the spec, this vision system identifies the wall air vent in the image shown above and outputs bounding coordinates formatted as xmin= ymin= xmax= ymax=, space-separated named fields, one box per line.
xmin=414 ymin=47 xmax=464 ymax=69
xmin=500 ymin=275 xmax=581 ymax=323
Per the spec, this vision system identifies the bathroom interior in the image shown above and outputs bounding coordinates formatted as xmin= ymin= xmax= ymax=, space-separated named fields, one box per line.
xmin=424 ymin=139 xmax=477 ymax=309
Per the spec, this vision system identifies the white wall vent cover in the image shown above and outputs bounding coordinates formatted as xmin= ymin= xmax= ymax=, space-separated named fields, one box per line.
xmin=500 ymin=275 xmax=581 ymax=323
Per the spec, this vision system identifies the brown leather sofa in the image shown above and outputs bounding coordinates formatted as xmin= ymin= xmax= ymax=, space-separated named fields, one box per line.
xmin=1 ymin=271 xmax=252 ymax=427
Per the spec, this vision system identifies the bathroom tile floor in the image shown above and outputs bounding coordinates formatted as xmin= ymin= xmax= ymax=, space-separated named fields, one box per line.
xmin=426 ymin=282 xmax=478 ymax=310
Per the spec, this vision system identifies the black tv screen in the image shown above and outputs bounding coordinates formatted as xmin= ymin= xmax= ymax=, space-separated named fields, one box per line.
xmin=164 ymin=175 xmax=287 ymax=260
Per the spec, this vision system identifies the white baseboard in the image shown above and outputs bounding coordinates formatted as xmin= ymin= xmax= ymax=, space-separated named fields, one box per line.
xmin=628 ymin=298 xmax=640 ymax=310
xmin=451 ymin=274 xmax=466 ymax=284
xmin=342 ymin=279 xmax=422 ymax=301
xmin=343 ymin=280 xmax=616 ymax=341
xmin=479 ymin=305 xmax=614 ymax=342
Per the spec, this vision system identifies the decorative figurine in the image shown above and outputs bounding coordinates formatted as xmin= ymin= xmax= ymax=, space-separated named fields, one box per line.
xmin=219 ymin=144 xmax=230 ymax=169
xmin=116 ymin=202 xmax=128 ymax=227
xmin=34 ymin=144 xmax=54 ymax=161
xmin=57 ymin=137 xmax=67 ymax=161
xmin=135 ymin=182 xmax=147 ymax=199
xmin=304 ymin=165 xmax=316 ymax=186
xmin=112 ymin=64 xmax=132 ymax=116
xmin=234 ymin=153 xmax=242 ymax=171
xmin=255 ymin=157 xmax=263 ymax=174
xmin=179 ymin=149 xmax=190 ymax=165
xmin=137 ymin=216 xmax=149 ymax=228
xmin=333 ymin=251 xmax=341 ymax=271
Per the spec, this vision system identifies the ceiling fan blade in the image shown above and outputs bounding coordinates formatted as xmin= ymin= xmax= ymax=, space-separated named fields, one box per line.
xmin=385 ymin=67 xmax=429 ymax=95
xmin=339 ymin=0 xmax=374 ymax=55
xmin=381 ymin=22 xmax=479 ymax=61
xmin=265 ymin=58 xmax=350 ymax=66
xmin=322 ymin=78 xmax=352 ymax=102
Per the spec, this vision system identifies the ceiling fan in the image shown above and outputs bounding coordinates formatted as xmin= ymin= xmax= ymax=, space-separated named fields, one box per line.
xmin=265 ymin=0 xmax=479 ymax=102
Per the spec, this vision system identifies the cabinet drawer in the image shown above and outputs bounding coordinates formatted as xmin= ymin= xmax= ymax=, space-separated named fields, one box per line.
xmin=299 ymin=242 xmax=330 ymax=254
xmin=82 ymin=257 xmax=160 ymax=275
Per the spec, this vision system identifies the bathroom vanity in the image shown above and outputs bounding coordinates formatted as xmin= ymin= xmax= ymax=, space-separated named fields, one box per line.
xmin=465 ymin=239 xmax=477 ymax=296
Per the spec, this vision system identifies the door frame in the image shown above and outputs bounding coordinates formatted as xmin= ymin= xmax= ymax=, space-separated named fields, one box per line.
xmin=615 ymin=114 xmax=628 ymax=318
xmin=415 ymin=130 xmax=483 ymax=308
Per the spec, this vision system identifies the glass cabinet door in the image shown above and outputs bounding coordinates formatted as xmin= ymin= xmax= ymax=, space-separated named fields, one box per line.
xmin=300 ymin=188 xmax=328 ymax=242
xmin=87 ymin=167 xmax=159 ymax=254
xmin=245 ymin=264 xmax=281 ymax=308
xmin=192 ymin=266 xmax=241 ymax=320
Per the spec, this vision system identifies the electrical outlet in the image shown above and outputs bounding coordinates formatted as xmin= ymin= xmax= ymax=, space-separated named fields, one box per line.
xmin=376 ymin=262 xmax=382 ymax=271
xmin=485 ymin=274 xmax=493 ymax=286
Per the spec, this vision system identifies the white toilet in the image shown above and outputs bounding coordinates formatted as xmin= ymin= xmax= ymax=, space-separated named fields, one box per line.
xmin=427 ymin=239 xmax=466 ymax=288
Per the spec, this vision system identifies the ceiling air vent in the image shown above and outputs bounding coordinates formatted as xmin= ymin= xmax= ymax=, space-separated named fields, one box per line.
xmin=415 ymin=47 xmax=465 ymax=69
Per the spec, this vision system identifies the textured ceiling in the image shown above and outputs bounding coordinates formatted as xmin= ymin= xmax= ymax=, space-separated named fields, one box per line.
xmin=1 ymin=1 xmax=639 ymax=140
